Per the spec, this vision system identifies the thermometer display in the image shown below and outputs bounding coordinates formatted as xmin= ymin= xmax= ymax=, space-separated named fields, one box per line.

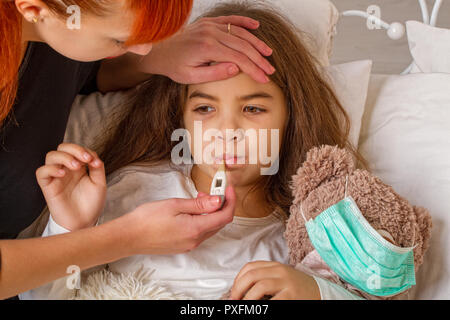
xmin=210 ymin=164 xmax=227 ymax=208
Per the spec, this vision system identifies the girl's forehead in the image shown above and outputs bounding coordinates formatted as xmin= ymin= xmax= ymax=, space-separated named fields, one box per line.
xmin=187 ymin=73 xmax=284 ymax=99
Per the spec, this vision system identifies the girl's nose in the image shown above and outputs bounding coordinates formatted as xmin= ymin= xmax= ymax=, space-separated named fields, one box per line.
xmin=127 ymin=43 xmax=153 ymax=56
xmin=216 ymin=125 xmax=245 ymax=144
xmin=216 ymin=111 xmax=244 ymax=142
xmin=222 ymin=128 xmax=245 ymax=143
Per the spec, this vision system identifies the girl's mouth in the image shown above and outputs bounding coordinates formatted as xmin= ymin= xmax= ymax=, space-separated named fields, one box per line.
xmin=214 ymin=154 xmax=245 ymax=166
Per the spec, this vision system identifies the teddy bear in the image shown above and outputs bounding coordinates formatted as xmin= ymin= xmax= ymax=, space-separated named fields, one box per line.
xmin=283 ymin=145 xmax=433 ymax=300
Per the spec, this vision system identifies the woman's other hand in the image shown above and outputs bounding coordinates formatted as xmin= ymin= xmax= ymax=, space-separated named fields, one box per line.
xmin=230 ymin=261 xmax=321 ymax=300
xmin=36 ymin=143 xmax=106 ymax=231
xmin=122 ymin=186 xmax=236 ymax=255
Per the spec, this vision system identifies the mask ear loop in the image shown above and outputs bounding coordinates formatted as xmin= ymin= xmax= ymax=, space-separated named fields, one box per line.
xmin=300 ymin=202 xmax=308 ymax=223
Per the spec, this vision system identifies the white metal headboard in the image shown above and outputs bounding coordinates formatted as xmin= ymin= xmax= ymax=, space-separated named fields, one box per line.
xmin=341 ymin=0 xmax=443 ymax=74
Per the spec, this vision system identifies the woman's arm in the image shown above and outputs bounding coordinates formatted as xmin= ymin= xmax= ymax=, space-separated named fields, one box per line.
xmin=97 ymin=15 xmax=275 ymax=92
xmin=0 ymin=213 xmax=132 ymax=300
xmin=0 ymin=186 xmax=237 ymax=300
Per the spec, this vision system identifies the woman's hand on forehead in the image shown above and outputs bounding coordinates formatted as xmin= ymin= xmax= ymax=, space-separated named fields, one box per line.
xmin=139 ymin=15 xmax=276 ymax=84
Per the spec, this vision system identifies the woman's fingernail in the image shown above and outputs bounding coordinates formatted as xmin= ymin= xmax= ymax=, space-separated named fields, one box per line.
xmin=72 ymin=160 xmax=79 ymax=168
xmin=58 ymin=169 xmax=65 ymax=176
xmin=209 ymin=196 xmax=221 ymax=206
xmin=83 ymin=153 xmax=91 ymax=161
xmin=228 ymin=65 xmax=239 ymax=75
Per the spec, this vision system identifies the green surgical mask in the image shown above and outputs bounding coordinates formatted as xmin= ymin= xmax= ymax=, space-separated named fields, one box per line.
xmin=300 ymin=176 xmax=416 ymax=297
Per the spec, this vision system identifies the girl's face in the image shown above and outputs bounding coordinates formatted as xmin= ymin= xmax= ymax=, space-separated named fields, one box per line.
xmin=183 ymin=72 xmax=288 ymax=188
xmin=19 ymin=0 xmax=153 ymax=61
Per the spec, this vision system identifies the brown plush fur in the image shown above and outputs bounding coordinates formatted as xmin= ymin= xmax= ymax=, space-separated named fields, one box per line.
xmin=284 ymin=145 xmax=432 ymax=296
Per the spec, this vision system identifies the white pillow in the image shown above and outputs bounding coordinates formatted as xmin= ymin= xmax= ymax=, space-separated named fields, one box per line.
xmin=407 ymin=21 xmax=450 ymax=73
xmin=326 ymin=60 xmax=373 ymax=149
xmin=359 ymin=73 xmax=450 ymax=300
xmin=189 ymin=0 xmax=339 ymax=66
xmin=64 ymin=60 xmax=372 ymax=151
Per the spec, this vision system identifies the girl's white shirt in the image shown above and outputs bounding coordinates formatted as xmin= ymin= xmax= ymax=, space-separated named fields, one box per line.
xmin=20 ymin=162 xmax=362 ymax=300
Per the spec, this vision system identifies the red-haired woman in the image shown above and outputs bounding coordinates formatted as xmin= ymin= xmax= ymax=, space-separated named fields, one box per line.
xmin=0 ymin=0 xmax=274 ymax=299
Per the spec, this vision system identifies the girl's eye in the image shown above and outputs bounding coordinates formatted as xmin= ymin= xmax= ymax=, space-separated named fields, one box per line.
xmin=244 ymin=105 xmax=265 ymax=114
xmin=194 ymin=105 xmax=215 ymax=114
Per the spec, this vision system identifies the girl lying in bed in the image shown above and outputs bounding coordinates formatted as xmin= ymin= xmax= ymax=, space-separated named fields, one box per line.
xmin=23 ymin=2 xmax=367 ymax=300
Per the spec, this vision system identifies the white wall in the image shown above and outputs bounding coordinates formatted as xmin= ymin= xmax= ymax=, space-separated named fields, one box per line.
xmin=331 ymin=0 xmax=450 ymax=74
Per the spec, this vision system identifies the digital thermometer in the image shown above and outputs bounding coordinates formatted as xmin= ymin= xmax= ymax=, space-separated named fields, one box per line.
xmin=210 ymin=163 xmax=227 ymax=208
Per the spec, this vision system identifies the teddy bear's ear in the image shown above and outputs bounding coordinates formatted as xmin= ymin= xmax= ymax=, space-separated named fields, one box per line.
xmin=412 ymin=206 xmax=432 ymax=269
xmin=290 ymin=145 xmax=355 ymax=203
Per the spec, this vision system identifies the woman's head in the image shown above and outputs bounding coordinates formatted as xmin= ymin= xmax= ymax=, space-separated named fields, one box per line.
xmin=99 ymin=1 xmax=366 ymax=213
xmin=0 ymin=0 xmax=193 ymax=123
xmin=16 ymin=0 xmax=193 ymax=60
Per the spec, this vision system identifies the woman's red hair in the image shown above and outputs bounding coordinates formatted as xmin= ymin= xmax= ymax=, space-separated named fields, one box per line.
xmin=0 ymin=0 xmax=193 ymax=124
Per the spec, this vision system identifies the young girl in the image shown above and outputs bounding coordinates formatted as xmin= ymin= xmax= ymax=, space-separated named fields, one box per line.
xmin=23 ymin=2 xmax=366 ymax=300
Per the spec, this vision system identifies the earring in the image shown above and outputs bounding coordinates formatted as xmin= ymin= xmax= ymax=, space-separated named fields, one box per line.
xmin=27 ymin=13 xmax=39 ymax=23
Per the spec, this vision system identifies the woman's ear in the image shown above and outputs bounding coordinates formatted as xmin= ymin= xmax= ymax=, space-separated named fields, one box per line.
xmin=290 ymin=145 xmax=355 ymax=204
xmin=15 ymin=0 xmax=49 ymax=23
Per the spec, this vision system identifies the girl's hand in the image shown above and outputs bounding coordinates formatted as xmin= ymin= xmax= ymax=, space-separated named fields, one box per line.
xmin=230 ymin=261 xmax=321 ymax=300
xmin=36 ymin=143 xmax=107 ymax=231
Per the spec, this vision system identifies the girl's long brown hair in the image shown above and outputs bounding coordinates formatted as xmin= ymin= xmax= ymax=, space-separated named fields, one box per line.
xmin=0 ymin=0 xmax=193 ymax=126
xmin=97 ymin=1 xmax=367 ymax=214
